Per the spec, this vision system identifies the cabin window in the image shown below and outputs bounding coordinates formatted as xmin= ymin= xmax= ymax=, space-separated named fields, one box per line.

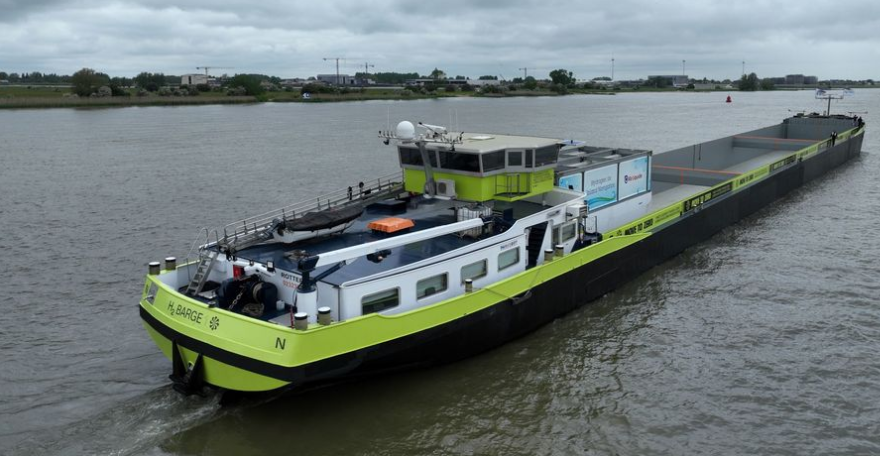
xmin=438 ymin=151 xmax=481 ymax=172
xmin=362 ymin=288 xmax=399 ymax=315
xmin=417 ymin=273 xmax=448 ymax=299
xmin=525 ymin=149 xmax=534 ymax=168
xmin=561 ymin=222 xmax=577 ymax=242
xmin=482 ymin=151 xmax=505 ymax=172
xmin=534 ymin=146 xmax=559 ymax=167
xmin=498 ymin=248 xmax=520 ymax=271
xmin=508 ymin=151 xmax=522 ymax=167
xmin=461 ymin=259 xmax=488 ymax=283
xmin=553 ymin=221 xmax=578 ymax=245
xmin=399 ymin=146 xmax=437 ymax=167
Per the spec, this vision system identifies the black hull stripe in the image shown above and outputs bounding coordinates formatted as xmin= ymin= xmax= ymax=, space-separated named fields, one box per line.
xmin=141 ymin=136 xmax=863 ymax=387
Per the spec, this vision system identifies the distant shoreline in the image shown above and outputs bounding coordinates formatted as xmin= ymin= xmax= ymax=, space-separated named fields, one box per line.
xmin=0 ymin=95 xmax=258 ymax=109
xmin=1 ymin=85 xmax=873 ymax=110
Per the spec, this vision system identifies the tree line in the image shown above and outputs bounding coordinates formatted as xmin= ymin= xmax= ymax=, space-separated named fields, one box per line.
xmin=56 ymin=68 xmax=267 ymax=98
xmin=738 ymin=72 xmax=775 ymax=91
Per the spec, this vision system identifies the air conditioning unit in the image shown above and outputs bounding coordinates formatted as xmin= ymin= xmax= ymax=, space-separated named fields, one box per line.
xmin=566 ymin=203 xmax=588 ymax=220
xmin=435 ymin=179 xmax=456 ymax=198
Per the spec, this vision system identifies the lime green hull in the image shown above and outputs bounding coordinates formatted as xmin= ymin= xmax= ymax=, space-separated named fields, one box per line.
xmin=139 ymin=231 xmax=650 ymax=392
xmin=140 ymin=123 xmax=865 ymax=393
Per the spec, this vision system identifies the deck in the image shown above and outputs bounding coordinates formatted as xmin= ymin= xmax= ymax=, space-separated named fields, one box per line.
xmin=232 ymin=197 xmax=548 ymax=287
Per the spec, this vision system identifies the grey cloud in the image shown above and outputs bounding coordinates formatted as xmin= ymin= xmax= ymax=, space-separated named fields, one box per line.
xmin=0 ymin=0 xmax=878 ymax=79
xmin=0 ymin=0 xmax=70 ymax=22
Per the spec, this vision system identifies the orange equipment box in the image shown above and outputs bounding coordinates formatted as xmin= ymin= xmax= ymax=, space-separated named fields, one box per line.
xmin=367 ymin=217 xmax=415 ymax=233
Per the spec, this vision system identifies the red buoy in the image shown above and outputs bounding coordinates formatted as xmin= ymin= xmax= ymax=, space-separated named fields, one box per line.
xmin=726 ymin=95 xmax=732 ymax=103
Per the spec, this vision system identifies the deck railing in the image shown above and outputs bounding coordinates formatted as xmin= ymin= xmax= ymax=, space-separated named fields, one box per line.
xmin=217 ymin=171 xmax=405 ymax=252
xmin=495 ymin=173 xmax=530 ymax=196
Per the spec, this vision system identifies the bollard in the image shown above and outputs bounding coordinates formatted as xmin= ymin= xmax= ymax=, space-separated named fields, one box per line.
xmin=554 ymin=244 xmax=564 ymax=258
xmin=465 ymin=279 xmax=473 ymax=293
xmin=148 ymin=261 xmax=161 ymax=275
xmin=318 ymin=307 xmax=332 ymax=326
xmin=544 ymin=249 xmax=554 ymax=263
xmin=294 ymin=312 xmax=309 ymax=331
xmin=164 ymin=256 xmax=177 ymax=271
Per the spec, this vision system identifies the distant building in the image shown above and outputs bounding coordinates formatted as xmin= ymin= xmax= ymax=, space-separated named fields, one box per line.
xmin=181 ymin=74 xmax=208 ymax=86
xmin=648 ymin=75 xmax=689 ymax=87
xmin=468 ymin=79 xmax=501 ymax=87
xmin=405 ymin=78 xmax=500 ymax=87
xmin=589 ymin=79 xmax=618 ymax=87
xmin=785 ymin=74 xmax=805 ymax=85
xmin=317 ymin=74 xmax=355 ymax=85
xmin=767 ymin=74 xmax=818 ymax=86
xmin=280 ymin=78 xmax=308 ymax=87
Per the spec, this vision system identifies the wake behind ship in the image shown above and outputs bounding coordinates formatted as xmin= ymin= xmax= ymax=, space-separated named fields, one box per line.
xmin=139 ymin=113 xmax=866 ymax=395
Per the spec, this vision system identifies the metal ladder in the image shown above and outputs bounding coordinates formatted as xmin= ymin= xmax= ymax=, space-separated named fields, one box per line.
xmin=184 ymin=250 xmax=219 ymax=296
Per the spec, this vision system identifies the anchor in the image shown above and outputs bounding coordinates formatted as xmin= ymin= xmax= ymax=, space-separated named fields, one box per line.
xmin=169 ymin=340 xmax=206 ymax=396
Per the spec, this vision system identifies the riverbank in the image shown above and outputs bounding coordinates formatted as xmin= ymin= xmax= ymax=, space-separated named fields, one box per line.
xmin=2 ymin=84 xmax=867 ymax=109
xmin=0 ymin=85 xmax=618 ymax=109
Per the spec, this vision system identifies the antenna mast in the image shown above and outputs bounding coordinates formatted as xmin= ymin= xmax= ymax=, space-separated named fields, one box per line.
xmin=815 ymin=89 xmax=847 ymax=116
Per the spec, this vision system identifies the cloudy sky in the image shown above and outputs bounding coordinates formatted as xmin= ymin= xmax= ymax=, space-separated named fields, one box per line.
xmin=1 ymin=0 xmax=878 ymax=81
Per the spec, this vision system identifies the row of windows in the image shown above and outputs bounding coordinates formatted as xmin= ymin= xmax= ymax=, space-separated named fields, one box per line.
xmin=361 ymin=248 xmax=522 ymax=315
xmin=399 ymin=147 xmax=438 ymax=168
xmin=399 ymin=147 xmax=559 ymax=174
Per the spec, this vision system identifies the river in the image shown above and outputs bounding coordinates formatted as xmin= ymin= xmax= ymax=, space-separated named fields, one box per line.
xmin=1 ymin=90 xmax=879 ymax=455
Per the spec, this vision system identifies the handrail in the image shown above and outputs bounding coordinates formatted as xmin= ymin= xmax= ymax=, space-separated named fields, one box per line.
xmin=218 ymin=171 xmax=405 ymax=250
xmin=495 ymin=173 xmax=529 ymax=195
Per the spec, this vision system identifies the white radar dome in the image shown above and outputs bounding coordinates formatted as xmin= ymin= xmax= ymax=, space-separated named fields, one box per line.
xmin=396 ymin=121 xmax=415 ymax=140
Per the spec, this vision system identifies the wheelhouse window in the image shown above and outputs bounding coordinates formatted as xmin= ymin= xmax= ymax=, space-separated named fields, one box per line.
xmin=417 ymin=273 xmax=448 ymax=299
xmin=534 ymin=146 xmax=559 ymax=167
xmin=508 ymin=151 xmax=522 ymax=167
xmin=461 ymin=259 xmax=488 ymax=283
xmin=399 ymin=146 xmax=437 ymax=167
xmin=438 ymin=150 xmax=481 ymax=172
xmin=498 ymin=248 xmax=520 ymax=271
xmin=482 ymin=151 xmax=505 ymax=172
xmin=362 ymin=288 xmax=399 ymax=315
xmin=525 ymin=149 xmax=534 ymax=168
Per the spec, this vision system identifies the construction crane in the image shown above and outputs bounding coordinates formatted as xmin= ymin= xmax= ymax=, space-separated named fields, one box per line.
xmin=196 ymin=66 xmax=233 ymax=77
xmin=517 ymin=67 xmax=546 ymax=79
xmin=323 ymin=57 xmax=344 ymax=85
xmin=344 ymin=61 xmax=375 ymax=79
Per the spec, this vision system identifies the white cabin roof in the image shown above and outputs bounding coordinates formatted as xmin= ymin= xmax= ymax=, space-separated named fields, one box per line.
xmin=423 ymin=133 xmax=560 ymax=154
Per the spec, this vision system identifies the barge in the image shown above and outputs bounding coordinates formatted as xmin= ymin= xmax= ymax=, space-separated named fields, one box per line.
xmin=139 ymin=113 xmax=866 ymax=394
